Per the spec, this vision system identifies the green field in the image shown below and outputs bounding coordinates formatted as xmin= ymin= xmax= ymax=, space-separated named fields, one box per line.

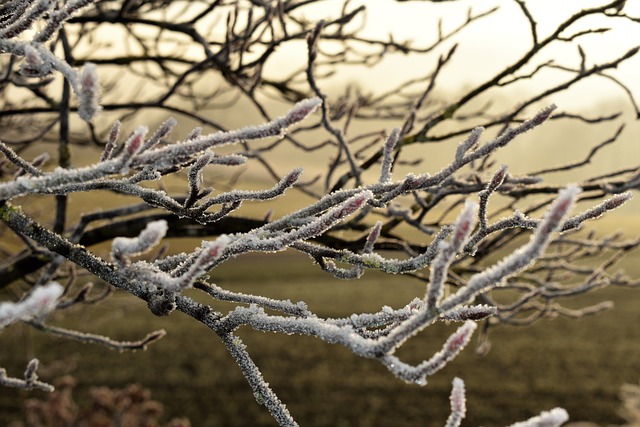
xmin=1 ymin=250 xmax=638 ymax=427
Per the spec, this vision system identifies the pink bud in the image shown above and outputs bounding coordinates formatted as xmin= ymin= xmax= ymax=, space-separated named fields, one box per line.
xmin=488 ymin=165 xmax=508 ymax=191
xmin=78 ymin=63 xmax=102 ymax=121
xmin=365 ymin=222 xmax=382 ymax=251
xmin=127 ymin=134 xmax=143 ymax=155
xmin=445 ymin=321 xmax=476 ymax=354
xmin=450 ymin=377 xmax=466 ymax=416
xmin=529 ymin=104 xmax=557 ymax=127
xmin=451 ymin=202 xmax=477 ymax=249
xmin=604 ymin=192 xmax=631 ymax=210
xmin=336 ymin=191 xmax=371 ymax=218
xmin=539 ymin=185 xmax=580 ymax=236
xmin=124 ymin=127 xmax=148 ymax=157
xmin=285 ymin=97 xmax=322 ymax=124
xmin=109 ymin=121 xmax=121 ymax=144
xmin=198 ymin=235 xmax=230 ymax=266
xmin=284 ymin=168 xmax=303 ymax=187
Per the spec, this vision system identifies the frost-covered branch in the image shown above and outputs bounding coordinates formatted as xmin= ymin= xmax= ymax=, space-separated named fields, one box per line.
xmin=0 ymin=98 xmax=320 ymax=203
xmin=0 ymin=0 xmax=638 ymax=425
xmin=0 ymin=359 xmax=54 ymax=392
xmin=27 ymin=321 xmax=167 ymax=351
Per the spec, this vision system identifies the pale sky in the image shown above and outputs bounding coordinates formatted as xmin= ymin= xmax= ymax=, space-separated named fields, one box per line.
xmin=347 ymin=0 xmax=640 ymax=107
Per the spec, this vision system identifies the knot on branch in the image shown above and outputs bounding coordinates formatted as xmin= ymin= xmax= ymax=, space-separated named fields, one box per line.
xmin=147 ymin=289 xmax=176 ymax=317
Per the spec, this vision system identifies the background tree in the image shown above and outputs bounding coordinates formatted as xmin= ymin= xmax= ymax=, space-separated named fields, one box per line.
xmin=0 ymin=0 xmax=638 ymax=425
